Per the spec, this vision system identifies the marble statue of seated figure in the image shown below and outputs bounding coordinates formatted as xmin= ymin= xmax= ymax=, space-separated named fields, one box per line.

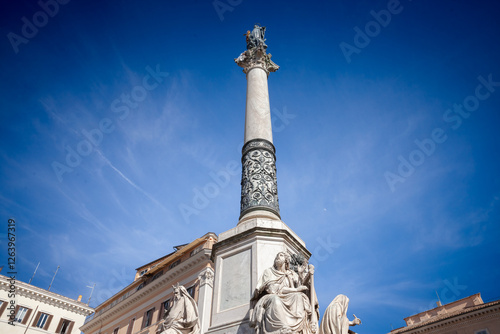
xmin=157 ymin=284 xmax=200 ymax=334
xmin=250 ymin=252 xmax=317 ymax=334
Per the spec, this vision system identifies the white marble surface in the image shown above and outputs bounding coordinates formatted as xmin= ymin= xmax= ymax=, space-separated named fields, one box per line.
xmin=219 ymin=249 xmax=252 ymax=311
xmin=198 ymin=268 xmax=214 ymax=334
xmin=244 ymin=67 xmax=273 ymax=144
xmin=219 ymin=217 xmax=305 ymax=247
xmin=208 ymin=218 xmax=310 ymax=334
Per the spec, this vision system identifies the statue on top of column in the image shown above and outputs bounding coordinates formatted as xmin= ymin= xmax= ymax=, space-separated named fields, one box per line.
xmin=236 ymin=24 xmax=279 ymax=74
xmin=246 ymin=24 xmax=267 ymax=50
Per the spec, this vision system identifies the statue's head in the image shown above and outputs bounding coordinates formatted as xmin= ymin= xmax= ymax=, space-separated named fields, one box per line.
xmin=274 ymin=252 xmax=290 ymax=270
xmin=333 ymin=294 xmax=350 ymax=315
xmin=172 ymin=283 xmax=181 ymax=299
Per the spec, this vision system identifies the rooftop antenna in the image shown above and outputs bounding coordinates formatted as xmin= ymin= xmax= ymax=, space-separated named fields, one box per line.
xmin=87 ymin=283 xmax=96 ymax=305
xmin=29 ymin=262 xmax=40 ymax=284
xmin=435 ymin=290 xmax=443 ymax=307
xmin=48 ymin=265 xmax=60 ymax=291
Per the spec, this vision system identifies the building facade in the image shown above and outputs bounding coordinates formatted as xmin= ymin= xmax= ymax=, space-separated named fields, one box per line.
xmin=389 ymin=293 xmax=500 ymax=334
xmin=80 ymin=232 xmax=217 ymax=334
xmin=0 ymin=274 xmax=94 ymax=334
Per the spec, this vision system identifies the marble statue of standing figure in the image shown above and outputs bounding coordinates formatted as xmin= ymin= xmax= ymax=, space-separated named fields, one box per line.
xmin=157 ymin=284 xmax=200 ymax=334
xmin=250 ymin=252 xmax=318 ymax=334
xmin=319 ymin=295 xmax=361 ymax=334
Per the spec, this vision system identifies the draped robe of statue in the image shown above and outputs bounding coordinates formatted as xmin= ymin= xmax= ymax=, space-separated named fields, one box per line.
xmin=159 ymin=286 xmax=200 ymax=334
xmin=320 ymin=295 xmax=356 ymax=334
xmin=250 ymin=263 xmax=315 ymax=334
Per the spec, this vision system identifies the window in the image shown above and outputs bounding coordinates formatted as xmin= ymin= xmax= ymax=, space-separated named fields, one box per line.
xmin=169 ymin=260 xmax=180 ymax=269
xmin=35 ymin=312 xmax=49 ymax=328
xmin=152 ymin=271 xmax=163 ymax=281
xmin=15 ymin=306 xmax=29 ymax=323
xmin=142 ymin=307 xmax=155 ymax=328
xmin=475 ymin=330 xmax=490 ymax=334
xmin=139 ymin=269 xmax=148 ymax=276
xmin=0 ymin=300 xmax=7 ymax=318
xmin=190 ymin=246 xmax=202 ymax=257
xmin=113 ymin=327 xmax=119 ymax=334
xmin=137 ymin=283 xmax=145 ymax=291
xmin=186 ymin=286 xmax=195 ymax=298
xmin=125 ymin=318 xmax=135 ymax=334
xmin=56 ymin=319 xmax=74 ymax=334
xmin=158 ymin=299 xmax=171 ymax=321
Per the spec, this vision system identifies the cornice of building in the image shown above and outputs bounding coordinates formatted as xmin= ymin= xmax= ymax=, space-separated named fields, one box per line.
xmin=0 ymin=274 xmax=94 ymax=316
xmin=403 ymin=293 xmax=482 ymax=323
xmin=93 ymin=232 xmax=217 ymax=313
xmin=390 ymin=299 xmax=500 ymax=334
xmin=80 ymin=248 xmax=213 ymax=332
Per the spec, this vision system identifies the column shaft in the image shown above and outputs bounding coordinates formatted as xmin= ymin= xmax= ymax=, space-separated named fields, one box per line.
xmin=244 ymin=67 xmax=273 ymax=144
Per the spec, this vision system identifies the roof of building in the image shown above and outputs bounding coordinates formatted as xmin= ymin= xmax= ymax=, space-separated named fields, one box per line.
xmin=390 ymin=297 xmax=500 ymax=334
xmin=0 ymin=273 xmax=94 ymax=315
xmin=134 ymin=243 xmax=191 ymax=271
xmin=94 ymin=232 xmax=217 ymax=312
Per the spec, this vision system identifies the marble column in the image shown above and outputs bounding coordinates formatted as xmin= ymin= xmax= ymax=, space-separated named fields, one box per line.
xmin=206 ymin=32 xmax=312 ymax=334
xmin=235 ymin=46 xmax=281 ymax=224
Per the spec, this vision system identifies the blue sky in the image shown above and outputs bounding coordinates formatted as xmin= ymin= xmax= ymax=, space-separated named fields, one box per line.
xmin=1 ymin=0 xmax=499 ymax=332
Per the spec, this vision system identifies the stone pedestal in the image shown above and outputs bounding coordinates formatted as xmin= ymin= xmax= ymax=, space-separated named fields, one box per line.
xmin=206 ymin=218 xmax=311 ymax=334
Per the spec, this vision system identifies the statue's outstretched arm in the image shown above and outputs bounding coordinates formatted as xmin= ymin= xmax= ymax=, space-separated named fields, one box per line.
xmin=349 ymin=314 xmax=361 ymax=326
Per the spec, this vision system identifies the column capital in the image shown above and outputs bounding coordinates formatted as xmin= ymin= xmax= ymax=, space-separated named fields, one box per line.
xmin=198 ymin=268 xmax=214 ymax=288
xmin=235 ymin=47 xmax=279 ymax=75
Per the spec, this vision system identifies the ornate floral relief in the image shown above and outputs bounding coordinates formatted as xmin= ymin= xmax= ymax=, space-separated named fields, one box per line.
xmin=240 ymin=139 xmax=280 ymax=218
